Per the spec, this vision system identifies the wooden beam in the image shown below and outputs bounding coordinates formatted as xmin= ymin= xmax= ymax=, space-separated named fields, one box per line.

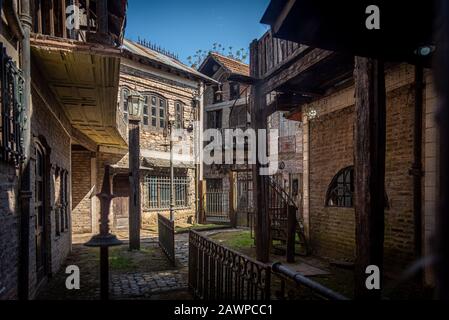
xmin=435 ymin=0 xmax=449 ymax=299
xmin=353 ymin=57 xmax=386 ymax=299
xmin=71 ymin=127 xmax=97 ymax=152
xmin=250 ymin=39 xmax=270 ymax=262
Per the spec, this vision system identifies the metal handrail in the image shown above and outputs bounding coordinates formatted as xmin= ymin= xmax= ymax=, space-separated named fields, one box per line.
xmin=271 ymin=262 xmax=349 ymax=300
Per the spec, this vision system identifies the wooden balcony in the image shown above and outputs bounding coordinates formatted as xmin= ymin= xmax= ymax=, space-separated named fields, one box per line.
xmin=31 ymin=0 xmax=126 ymax=46
xmin=30 ymin=0 xmax=128 ymax=150
xmin=256 ymin=30 xmax=309 ymax=79
xmin=251 ymin=30 xmax=354 ymax=115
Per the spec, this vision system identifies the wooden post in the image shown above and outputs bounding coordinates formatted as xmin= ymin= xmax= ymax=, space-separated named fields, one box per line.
xmin=97 ymin=0 xmax=108 ymax=34
xmin=435 ymin=0 xmax=449 ymax=299
xmin=286 ymin=205 xmax=296 ymax=263
xmin=198 ymin=180 xmax=206 ymax=224
xmin=353 ymin=57 xmax=386 ymax=299
xmin=250 ymin=39 xmax=270 ymax=262
xmin=129 ymin=119 xmax=141 ymax=250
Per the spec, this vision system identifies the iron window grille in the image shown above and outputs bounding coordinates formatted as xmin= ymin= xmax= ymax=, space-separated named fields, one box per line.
xmin=0 ymin=45 xmax=25 ymax=166
xmin=144 ymin=175 xmax=189 ymax=210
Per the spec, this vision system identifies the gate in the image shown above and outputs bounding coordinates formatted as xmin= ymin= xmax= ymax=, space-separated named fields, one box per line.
xmin=204 ymin=191 xmax=230 ymax=222
xmin=158 ymin=214 xmax=175 ymax=265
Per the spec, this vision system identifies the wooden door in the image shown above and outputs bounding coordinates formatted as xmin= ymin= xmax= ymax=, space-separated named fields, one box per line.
xmin=112 ymin=174 xmax=130 ymax=229
xmin=35 ymin=143 xmax=47 ymax=282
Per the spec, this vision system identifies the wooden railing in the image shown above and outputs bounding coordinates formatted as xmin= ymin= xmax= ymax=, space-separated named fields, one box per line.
xmin=158 ymin=214 xmax=175 ymax=266
xmin=31 ymin=0 xmax=126 ymax=46
xmin=249 ymin=176 xmax=309 ymax=259
xmin=256 ymin=30 xmax=307 ymax=78
xmin=188 ymin=230 xmax=271 ymax=300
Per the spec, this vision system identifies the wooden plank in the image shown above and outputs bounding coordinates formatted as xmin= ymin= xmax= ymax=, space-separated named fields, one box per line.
xmin=353 ymin=57 xmax=386 ymax=299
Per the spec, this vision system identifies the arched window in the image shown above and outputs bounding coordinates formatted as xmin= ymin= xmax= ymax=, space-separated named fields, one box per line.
xmin=326 ymin=166 xmax=390 ymax=209
xmin=175 ymin=101 xmax=184 ymax=129
xmin=145 ymin=93 xmax=167 ymax=130
xmin=121 ymin=88 xmax=129 ymax=122
xmin=326 ymin=166 xmax=354 ymax=207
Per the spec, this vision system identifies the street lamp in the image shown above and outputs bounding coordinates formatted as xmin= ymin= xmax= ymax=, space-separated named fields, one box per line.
xmin=85 ymin=165 xmax=122 ymax=300
xmin=127 ymin=89 xmax=144 ymax=250
xmin=163 ymin=120 xmax=175 ymax=221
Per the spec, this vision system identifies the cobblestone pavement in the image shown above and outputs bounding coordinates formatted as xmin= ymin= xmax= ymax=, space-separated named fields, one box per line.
xmin=38 ymin=228 xmax=241 ymax=300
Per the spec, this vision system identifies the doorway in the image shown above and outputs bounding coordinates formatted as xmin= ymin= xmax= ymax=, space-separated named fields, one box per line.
xmin=112 ymin=174 xmax=130 ymax=230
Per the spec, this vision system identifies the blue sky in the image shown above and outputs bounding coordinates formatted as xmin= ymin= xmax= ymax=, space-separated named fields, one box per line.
xmin=125 ymin=0 xmax=271 ymax=65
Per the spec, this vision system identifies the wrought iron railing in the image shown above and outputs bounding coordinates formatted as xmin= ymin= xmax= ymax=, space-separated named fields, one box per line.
xmin=158 ymin=213 xmax=175 ymax=266
xmin=188 ymin=230 xmax=271 ymax=300
xmin=271 ymin=263 xmax=349 ymax=300
xmin=0 ymin=45 xmax=25 ymax=166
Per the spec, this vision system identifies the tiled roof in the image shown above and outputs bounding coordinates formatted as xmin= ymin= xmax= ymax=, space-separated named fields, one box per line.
xmin=122 ymin=39 xmax=216 ymax=83
xmin=209 ymin=52 xmax=250 ymax=76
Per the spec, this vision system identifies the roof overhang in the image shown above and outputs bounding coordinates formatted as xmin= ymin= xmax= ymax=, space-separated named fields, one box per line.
xmin=31 ymin=35 xmax=127 ymax=148
xmin=261 ymin=0 xmax=435 ymax=65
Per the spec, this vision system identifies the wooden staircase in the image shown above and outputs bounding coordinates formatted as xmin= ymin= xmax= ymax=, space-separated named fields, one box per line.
xmin=265 ymin=176 xmax=309 ymax=257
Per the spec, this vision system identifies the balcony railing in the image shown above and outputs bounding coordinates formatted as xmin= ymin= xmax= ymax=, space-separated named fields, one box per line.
xmin=256 ymin=30 xmax=308 ymax=78
xmin=31 ymin=0 xmax=126 ymax=46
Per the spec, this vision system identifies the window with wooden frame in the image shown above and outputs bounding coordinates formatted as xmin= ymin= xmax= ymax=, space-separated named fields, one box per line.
xmin=147 ymin=94 xmax=167 ymax=130
xmin=1 ymin=45 xmax=25 ymax=166
xmin=54 ymin=168 xmax=61 ymax=236
xmin=122 ymin=88 xmax=129 ymax=122
xmin=143 ymin=96 xmax=149 ymax=126
xmin=326 ymin=166 xmax=390 ymax=209
xmin=230 ymin=82 xmax=240 ymax=100
xmin=207 ymin=110 xmax=222 ymax=129
xmin=326 ymin=166 xmax=354 ymax=208
xmin=175 ymin=101 xmax=184 ymax=129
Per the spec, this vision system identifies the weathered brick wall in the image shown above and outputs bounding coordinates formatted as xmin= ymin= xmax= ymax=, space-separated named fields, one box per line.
xmin=307 ymin=64 xmax=417 ymax=272
xmin=71 ymin=151 xmax=93 ymax=234
xmin=0 ymin=163 xmax=19 ymax=300
xmin=309 ymin=106 xmax=356 ymax=261
xmin=29 ymin=88 xmax=72 ymax=298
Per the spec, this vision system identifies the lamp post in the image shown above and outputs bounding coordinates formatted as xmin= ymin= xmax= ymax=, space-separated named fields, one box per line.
xmin=85 ymin=165 xmax=122 ymax=300
xmin=164 ymin=120 xmax=175 ymax=221
xmin=127 ymin=89 xmax=144 ymax=250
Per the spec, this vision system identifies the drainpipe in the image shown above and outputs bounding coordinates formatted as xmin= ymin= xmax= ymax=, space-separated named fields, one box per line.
xmin=411 ymin=64 xmax=424 ymax=277
xmin=4 ymin=0 xmax=24 ymax=40
xmin=18 ymin=0 xmax=32 ymax=300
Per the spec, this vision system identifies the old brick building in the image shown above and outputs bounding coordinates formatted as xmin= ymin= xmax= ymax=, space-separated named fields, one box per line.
xmin=70 ymin=39 xmax=214 ymax=234
xmin=250 ymin=24 xmax=436 ymax=284
xmin=198 ymin=53 xmax=253 ymax=226
xmin=0 ymin=0 xmax=127 ymax=299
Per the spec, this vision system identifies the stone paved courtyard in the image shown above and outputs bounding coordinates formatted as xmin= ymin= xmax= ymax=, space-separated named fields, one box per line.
xmin=37 ymin=229 xmax=240 ymax=300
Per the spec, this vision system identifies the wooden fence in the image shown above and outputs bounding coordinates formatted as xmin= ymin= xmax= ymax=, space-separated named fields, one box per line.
xmin=157 ymin=214 xmax=175 ymax=266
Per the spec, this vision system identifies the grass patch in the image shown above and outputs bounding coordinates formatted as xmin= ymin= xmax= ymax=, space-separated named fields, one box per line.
xmin=209 ymin=230 xmax=255 ymax=257
xmin=175 ymin=223 xmax=229 ymax=233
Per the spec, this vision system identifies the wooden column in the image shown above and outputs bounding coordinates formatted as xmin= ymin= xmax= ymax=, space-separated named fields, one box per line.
xmin=250 ymin=40 xmax=270 ymax=262
xmin=435 ymin=0 xmax=449 ymax=299
xmin=129 ymin=119 xmax=141 ymax=250
xmin=353 ymin=57 xmax=386 ymax=299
